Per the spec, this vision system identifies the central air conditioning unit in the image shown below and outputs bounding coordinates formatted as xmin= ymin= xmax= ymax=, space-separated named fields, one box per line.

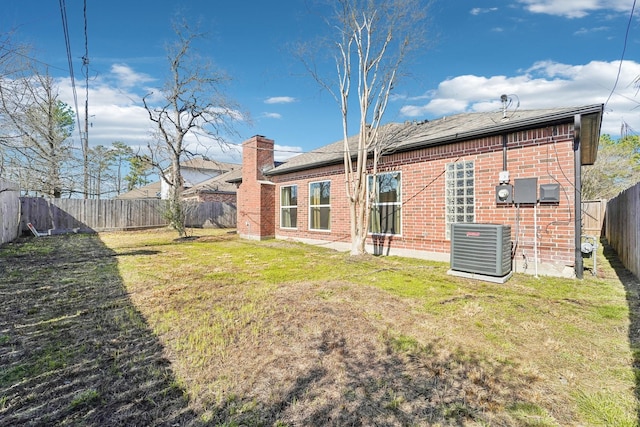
xmin=449 ymin=223 xmax=512 ymax=282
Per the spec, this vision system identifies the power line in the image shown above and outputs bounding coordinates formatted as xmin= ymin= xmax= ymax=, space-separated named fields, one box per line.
xmin=0 ymin=45 xmax=68 ymax=73
xmin=58 ymin=0 xmax=83 ymax=148
xmin=82 ymin=0 xmax=90 ymax=198
xmin=604 ymin=0 xmax=637 ymax=108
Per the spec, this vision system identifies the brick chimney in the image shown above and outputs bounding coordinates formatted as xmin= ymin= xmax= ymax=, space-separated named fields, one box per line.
xmin=237 ymin=135 xmax=275 ymax=240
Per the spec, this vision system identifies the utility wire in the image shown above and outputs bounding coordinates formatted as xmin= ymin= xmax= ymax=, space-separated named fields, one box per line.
xmin=604 ymin=0 xmax=636 ymax=108
xmin=58 ymin=0 xmax=83 ymax=146
xmin=0 ymin=45 xmax=68 ymax=73
xmin=81 ymin=0 xmax=90 ymax=198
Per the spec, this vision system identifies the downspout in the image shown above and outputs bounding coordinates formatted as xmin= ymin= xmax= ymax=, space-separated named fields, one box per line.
xmin=502 ymin=134 xmax=508 ymax=170
xmin=574 ymin=114 xmax=583 ymax=279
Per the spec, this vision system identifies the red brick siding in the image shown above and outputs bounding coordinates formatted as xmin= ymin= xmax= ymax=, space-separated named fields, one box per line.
xmin=193 ymin=192 xmax=236 ymax=203
xmin=271 ymin=124 xmax=577 ymax=269
xmin=238 ymin=136 xmax=276 ymax=239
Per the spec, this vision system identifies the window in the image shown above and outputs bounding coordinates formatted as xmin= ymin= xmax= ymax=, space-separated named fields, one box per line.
xmin=369 ymin=172 xmax=401 ymax=235
xmin=280 ymin=185 xmax=297 ymax=228
xmin=445 ymin=160 xmax=474 ymax=239
xmin=309 ymin=181 xmax=331 ymax=231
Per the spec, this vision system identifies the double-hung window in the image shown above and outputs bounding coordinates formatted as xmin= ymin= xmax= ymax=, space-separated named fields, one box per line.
xmin=309 ymin=181 xmax=331 ymax=231
xmin=280 ymin=185 xmax=298 ymax=228
xmin=369 ymin=172 xmax=401 ymax=235
xmin=445 ymin=160 xmax=475 ymax=239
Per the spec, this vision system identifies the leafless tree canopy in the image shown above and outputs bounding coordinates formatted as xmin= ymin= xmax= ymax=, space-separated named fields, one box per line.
xmin=303 ymin=0 xmax=429 ymax=254
xmin=0 ymin=65 xmax=78 ymax=198
xmin=142 ymin=18 xmax=242 ymax=236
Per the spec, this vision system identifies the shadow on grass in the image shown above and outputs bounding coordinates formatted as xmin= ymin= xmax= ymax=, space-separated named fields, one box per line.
xmin=193 ymin=282 xmax=541 ymax=426
xmin=601 ymin=238 xmax=640 ymax=425
xmin=203 ymin=328 xmax=538 ymax=426
xmin=0 ymin=234 xmax=198 ymax=426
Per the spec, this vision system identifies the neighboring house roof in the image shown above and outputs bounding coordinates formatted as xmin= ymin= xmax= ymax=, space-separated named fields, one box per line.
xmin=180 ymin=158 xmax=241 ymax=174
xmin=183 ymin=169 xmax=240 ymax=196
xmin=223 ymin=168 xmax=243 ymax=184
xmin=115 ymin=181 xmax=161 ymax=199
xmin=265 ymin=105 xmax=603 ymax=176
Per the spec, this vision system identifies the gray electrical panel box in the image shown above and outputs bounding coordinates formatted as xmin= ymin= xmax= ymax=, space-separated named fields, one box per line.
xmin=539 ymin=183 xmax=560 ymax=203
xmin=514 ymin=178 xmax=538 ymax=204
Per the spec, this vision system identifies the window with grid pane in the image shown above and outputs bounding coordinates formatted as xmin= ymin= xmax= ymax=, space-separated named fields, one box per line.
xmin=368 ymin=172 xmax=401 ymax=235
xmin=280 ymin=185 xmax=297 ymax=228
xmin=309 ymin=181 xmax=330 ymax=231
xmin=445 ymin=161 xmax=474 ymax=239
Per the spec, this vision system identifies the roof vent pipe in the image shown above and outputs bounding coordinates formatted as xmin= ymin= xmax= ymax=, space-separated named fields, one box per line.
xmin=500 ymin=94 xmax=508 ymax=119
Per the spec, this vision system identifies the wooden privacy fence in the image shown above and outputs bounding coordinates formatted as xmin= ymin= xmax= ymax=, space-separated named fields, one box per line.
xmin=0 ymin=179 xmax=21 ymax=244
xmin=581 ymin=199 xmax=607 ymax=237
xmin=19 ymin=198 xmax=236 ymax=233
xmin=605 ymin=183 xmax=640 ymax=280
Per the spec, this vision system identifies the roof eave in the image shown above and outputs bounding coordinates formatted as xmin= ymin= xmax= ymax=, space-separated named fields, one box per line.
xmin=399 ymin=104 xmax=604 ymax=155
xmin=265 ymin=104 xmax=604 ymax=176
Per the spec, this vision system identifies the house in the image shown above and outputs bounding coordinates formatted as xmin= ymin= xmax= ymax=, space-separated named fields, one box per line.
xmin=118 ymin=159 xmax=241 ymax=201
xmin=182 ymin=168 xmax=241 ymax=203
xmin=159 ymin=158 xmax=240 ymax=200
xmin=234 ymin=104 xmax=603 ymax=278
xmin=116 ymin=181 xmax=161 ymax=199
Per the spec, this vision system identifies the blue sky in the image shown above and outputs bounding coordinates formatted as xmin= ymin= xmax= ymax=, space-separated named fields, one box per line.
xmin=2 ymin=0 xmax=639 ymax=164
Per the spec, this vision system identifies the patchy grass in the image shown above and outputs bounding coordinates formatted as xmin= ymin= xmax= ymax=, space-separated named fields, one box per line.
xmin=1 ymin=227 xmax=638 ymax=426
xmin=0 ymin=233 xmax=196 ymax=425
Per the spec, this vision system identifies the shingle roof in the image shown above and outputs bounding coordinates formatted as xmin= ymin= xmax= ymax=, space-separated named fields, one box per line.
xmin=223 ymin=168 xmax=243 ymax=184
xmin=266 ymin=105 xmax=603 ymax=176
xmin=180 ymin=158 xmax=241 ymax=173
xmin=115 ymin=181 xmax=161 ymax=199
xmin=183 ymin=169 xmax=239 ymax=195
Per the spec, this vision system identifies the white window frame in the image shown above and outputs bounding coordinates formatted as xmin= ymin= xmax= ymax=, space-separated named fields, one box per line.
xmin=280 ymin=185 xmax=298 ymax=229
xmin=308 ymin=180 xmax=331 ymax=231
xmin=445 ymin=160 xmax=475 ymax=240
xmin=368 ymin=171 xmax=402 ymax=236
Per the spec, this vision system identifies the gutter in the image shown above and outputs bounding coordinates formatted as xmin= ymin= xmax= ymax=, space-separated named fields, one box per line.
xmin=265 ymin=104 xmax=604 ymax=177
xmin=398 ymin=104 xmax=603 ymax=154
xmin=574 ymin=114 xmax=584 ymax=279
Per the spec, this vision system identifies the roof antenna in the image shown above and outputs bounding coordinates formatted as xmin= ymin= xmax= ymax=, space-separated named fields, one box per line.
xmin=500 ymin=94 xmax=509 ymax=119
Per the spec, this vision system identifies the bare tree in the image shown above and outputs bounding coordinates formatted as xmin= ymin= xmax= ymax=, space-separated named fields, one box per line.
xmin=143 ymin=19 xmax=241 ymax=236
xmin=305 ymin=0 xmax=428 ymax=255
xmin=0 ymin=70 xmax=77 ymax=198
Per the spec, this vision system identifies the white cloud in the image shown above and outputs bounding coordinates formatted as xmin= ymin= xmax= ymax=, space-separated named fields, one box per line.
xmin=54 ymin=64 xmax=242 ymax=159
xmin=399 ymin=60 xmax=640 ymax=136
xmin=574 ymin=26 xmax=609 ymax=35
xmin=56 ymin=73 xmax=154 ymax=148
xmin=517 ymin=0 xmax=632 ymax=18
xmin=264 ymin=96 xmax=296 ymax=104
xmin=470 ymin=7 xmax=498 ymax=15
xmin=109 ymin=64 xmax=156 ymax=89
xmin=274 ymin=144 xmax=303 ymax=162
xmin=261 ymin=112 xmax=282 ymax=119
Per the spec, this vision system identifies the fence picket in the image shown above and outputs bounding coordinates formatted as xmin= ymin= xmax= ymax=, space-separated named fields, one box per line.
xmin=0 ymin=179 xmax=21 ymax=244
xmin=17 ymin=198 xmax=236 ymax=233
xmin=606 ymin=183 xmax=640 ymax=280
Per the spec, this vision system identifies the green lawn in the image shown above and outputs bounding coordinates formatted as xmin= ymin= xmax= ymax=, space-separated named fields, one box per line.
xmin=1 ymin=228 xmax=638 ymax=426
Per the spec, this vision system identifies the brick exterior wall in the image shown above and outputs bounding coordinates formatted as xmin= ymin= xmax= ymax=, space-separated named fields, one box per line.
xmin=188 ymin=192 xmax=237 ymax=203
xmin=237 ymin=136 xmax=276 ymax=240
xmin=239 ymin=124 xmax=579 ymax=276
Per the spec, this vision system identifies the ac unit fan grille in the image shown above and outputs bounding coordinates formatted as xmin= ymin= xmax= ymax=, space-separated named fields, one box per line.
xmin=450 ymin=224 xmax=512 ymax=277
